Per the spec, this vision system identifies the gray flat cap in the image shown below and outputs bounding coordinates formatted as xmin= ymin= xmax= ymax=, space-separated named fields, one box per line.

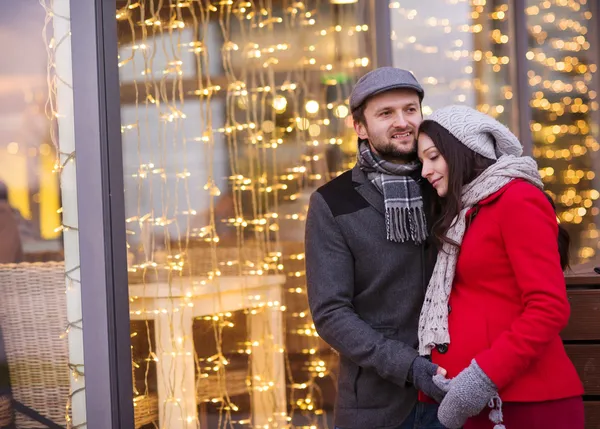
xmin=350 ymin=67 xmax=424 ymax=113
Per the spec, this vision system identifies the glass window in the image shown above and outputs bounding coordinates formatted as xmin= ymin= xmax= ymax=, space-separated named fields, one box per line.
xmin=0 ymin=0 xmax=88 ymax=427
xmin=391 ymin=0 xmax=516 ymax=130
xmin=115 ymin=1 xmax=373 ymax=427
xmin=392 ymin=0 xmax=599 ymax=267
xmin=526 ymin=0 xmax=600 ymax=266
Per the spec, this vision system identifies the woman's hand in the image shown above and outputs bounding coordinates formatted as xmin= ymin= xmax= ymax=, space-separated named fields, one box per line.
xmin=433 ymin=359 xmax=497 ymax=429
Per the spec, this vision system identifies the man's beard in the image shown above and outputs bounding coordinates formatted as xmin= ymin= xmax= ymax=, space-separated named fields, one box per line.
xmin=369 ymin=135 xmax=418 ymax=163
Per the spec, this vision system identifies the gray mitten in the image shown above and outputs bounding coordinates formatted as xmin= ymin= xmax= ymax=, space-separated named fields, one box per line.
xmin=432 ymin=359 xmax=497 ymax=429
xmin=408 ymin=356 xmax=447 ymax=403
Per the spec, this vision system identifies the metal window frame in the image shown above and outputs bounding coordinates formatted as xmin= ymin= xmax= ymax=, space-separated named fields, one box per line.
xmin=371 ymin=0 xmax=393 ymax=67
xmin=70 ymin=0 xmax=134 ymax=428
xmin=509 ymin=0 xmax=534 ymax=155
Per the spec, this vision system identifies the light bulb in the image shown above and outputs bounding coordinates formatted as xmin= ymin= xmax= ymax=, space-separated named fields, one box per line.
xmin=273 ymin=95 xmax=287 ymax=111
xmin=305 ymin=100 xmax=319 ymax=114
xmin=334 ymin=105 xmax=349 ymax=118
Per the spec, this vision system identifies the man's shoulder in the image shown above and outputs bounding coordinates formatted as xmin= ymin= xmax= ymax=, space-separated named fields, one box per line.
xmin=316 ymin=169 xmax=355 ymax=197
xmin=312 ymin=169 xmax=370 ymax=217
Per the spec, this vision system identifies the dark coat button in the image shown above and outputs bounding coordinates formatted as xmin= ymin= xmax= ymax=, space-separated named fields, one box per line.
xmin=436 ymin=343 xmax=449 ymax=354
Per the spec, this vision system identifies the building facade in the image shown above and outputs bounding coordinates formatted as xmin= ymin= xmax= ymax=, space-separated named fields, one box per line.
xmin=0 ymin=1 xmax=598 ymax=428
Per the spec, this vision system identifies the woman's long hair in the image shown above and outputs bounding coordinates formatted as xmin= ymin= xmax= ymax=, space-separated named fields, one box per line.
xmin=419 ymin=120 xmax=570 ymax=270
xmin=419 ymin=120 xmax=495 ymax=247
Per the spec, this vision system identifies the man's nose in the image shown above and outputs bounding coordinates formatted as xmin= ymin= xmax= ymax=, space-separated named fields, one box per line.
xmin=392 ymin=113 xmax=408 ymax=128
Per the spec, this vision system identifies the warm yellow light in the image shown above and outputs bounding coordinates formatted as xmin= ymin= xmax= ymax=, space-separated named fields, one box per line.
xmin=297 ymin=118 xmax=310 ymax=130
xmin=262 ymin=121 xmax=275 ymax=133
xmin=334 ymin=105 xmax=349 ymax=118
xmin=273 ymin=95 xmax=287 ymax=111
xmin=305 ymin=100 xmax=319 ymax=114
xmin=7 ymin=142 xmax=19 ymax=155
xmin=308 ymin=124 xmax=321 ymax=137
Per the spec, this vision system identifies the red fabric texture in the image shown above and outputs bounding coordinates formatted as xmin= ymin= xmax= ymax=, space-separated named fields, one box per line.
xmin=428 ymin=179 xmax=583 ymax=402
xmin=463 ymin=396 xmax=584 ymax=429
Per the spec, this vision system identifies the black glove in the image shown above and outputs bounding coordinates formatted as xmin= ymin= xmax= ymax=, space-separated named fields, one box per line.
xmin=408 ymin=356 xmax=447 ymax=403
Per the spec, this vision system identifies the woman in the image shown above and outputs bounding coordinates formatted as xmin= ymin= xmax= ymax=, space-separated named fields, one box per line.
xmin=416 ymin=105 xmax=584 ymax=429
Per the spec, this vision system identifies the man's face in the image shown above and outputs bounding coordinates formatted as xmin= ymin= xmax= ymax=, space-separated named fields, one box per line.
xmin=353 ymin=89 xmax=423 ymax=163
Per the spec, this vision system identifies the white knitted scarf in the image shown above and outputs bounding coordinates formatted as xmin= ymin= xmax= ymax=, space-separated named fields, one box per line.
xmin=418 ymin=155 xmax=544 ymax=355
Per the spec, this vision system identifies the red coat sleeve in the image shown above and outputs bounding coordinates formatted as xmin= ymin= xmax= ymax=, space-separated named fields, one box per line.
xmin=475 ymin=182 xmax=570 ymax=390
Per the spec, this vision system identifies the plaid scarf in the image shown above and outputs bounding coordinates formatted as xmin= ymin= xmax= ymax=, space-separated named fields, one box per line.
xmin=356 ymin=139 xmax=427 ymax=244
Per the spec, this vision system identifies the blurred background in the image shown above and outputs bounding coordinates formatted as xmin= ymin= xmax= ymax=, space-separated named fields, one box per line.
xmin=0 ymin=1 xmax=598 ymax=428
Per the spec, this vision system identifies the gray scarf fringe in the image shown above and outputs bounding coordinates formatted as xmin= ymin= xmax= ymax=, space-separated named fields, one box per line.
xmin=387 ymin=206 xmax=428 ymax=244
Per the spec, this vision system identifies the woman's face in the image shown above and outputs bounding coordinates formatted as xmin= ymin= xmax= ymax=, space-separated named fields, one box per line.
xmin=418 ymin=133 xmax=449 ymax=197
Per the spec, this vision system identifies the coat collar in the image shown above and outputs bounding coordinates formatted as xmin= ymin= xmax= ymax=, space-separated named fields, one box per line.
xmin=475 ymin=178 xmax=525 ymax=207
xmin=352 ymin=164 xmax=385 ymax=215
xmin=465 ymin=179 xmax=525 ymax=219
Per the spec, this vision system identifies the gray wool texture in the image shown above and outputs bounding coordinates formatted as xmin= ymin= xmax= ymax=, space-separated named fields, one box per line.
xmin=349 ymin=67 xmax=424 ymax=112
xmin=427 ymin=105 xmax=522 ymax=160
xmin=433 ymin=360 xmax=501 ymax=429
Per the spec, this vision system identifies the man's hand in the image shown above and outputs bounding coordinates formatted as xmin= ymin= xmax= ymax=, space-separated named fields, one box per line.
xmin=408 ymin=357 xmax=448 ymax=403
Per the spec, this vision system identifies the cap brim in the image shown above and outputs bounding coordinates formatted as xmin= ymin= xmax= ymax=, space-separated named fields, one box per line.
xmin=370 ymin=83 xmax=424 ymax=100
xmin=352 ymin=83 xmax=425 ymax=113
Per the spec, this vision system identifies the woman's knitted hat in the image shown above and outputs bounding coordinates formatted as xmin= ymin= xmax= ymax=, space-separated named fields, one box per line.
xmin=426 ymin=105 xmax=523 ymax=160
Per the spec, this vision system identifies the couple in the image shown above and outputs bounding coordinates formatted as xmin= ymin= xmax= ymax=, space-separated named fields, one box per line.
xmin=305 ymin=67 xmax=584 ymax=429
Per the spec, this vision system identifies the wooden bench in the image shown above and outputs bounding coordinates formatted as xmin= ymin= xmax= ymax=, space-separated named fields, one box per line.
xmin=564 ymin=260 xmax=600 ymax=429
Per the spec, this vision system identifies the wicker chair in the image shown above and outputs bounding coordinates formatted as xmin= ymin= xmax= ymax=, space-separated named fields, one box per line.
xmin=0 ymin=262 xmax=158 ymax=428
xmin=196 ymin=368 xmax=248 ymax=402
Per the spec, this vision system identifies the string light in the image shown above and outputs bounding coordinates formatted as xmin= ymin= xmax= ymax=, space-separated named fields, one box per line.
xmin=44 ymin=2 xmax=599 ymax=428
xmin=527 ymin=0 xmax=599 ymax=261
xmin=117 ymin=0 xmax=367 ymax=427
xmin=39 ymin=0 xmax=90 ymax=427
xmin=394 ymin=0 xmax=598 ymax=264
xmin=392 ymin=1 xmax=514 ymax=118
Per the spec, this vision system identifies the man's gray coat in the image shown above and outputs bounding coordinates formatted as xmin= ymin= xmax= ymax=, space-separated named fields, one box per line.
xmin=306 ymin=165 xmax=436 ymax=429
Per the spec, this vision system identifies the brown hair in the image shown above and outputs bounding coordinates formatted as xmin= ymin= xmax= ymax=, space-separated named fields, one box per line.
xmin=418 ymin=120 xmax=495 ymax=248
xmin=352 ymin=102 xmax=366 ymax=125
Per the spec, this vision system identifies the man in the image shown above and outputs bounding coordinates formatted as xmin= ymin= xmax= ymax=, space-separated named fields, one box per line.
xmin=305 ymin=68 xmax=446 ymax=429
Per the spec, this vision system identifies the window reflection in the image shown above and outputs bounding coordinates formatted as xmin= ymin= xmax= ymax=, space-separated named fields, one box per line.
xmin=526 ymin=0 xmax=600 ymax=264
xmin=392 ymin=0 xmax=600 ymax=266
xmin=116 ymin=1 xmax=372 ymax=427
xmin=391 ymin=0 xmax=515 ymax=130
xmin=0 ymin=3 xmax=61 ymax=255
